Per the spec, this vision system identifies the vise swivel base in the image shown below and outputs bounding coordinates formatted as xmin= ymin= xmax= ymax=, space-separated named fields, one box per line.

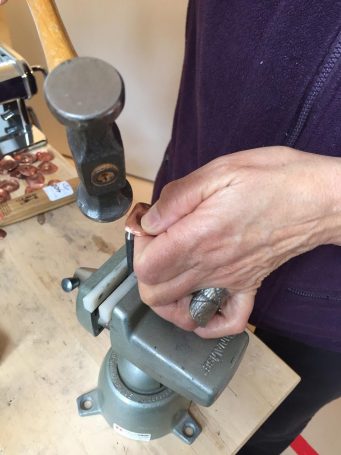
xmin=65 ymin=245 xmax=249 ymax=444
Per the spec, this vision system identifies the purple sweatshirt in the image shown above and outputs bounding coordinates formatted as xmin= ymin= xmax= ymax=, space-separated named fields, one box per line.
xmin=153 ymin=0 xmax=341 ymax=351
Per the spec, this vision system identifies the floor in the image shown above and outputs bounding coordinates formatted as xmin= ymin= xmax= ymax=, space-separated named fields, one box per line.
xmin=281 ymin=398 xmax=341 ymax=455
xmin=130 ymin=174 xmax=341 ymax=455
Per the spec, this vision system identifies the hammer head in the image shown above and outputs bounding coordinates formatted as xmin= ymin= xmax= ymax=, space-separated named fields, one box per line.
xmin=44 ymin=57 xmax=132 ymax=222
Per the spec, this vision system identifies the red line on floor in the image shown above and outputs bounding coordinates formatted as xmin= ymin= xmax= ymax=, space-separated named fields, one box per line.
xmin=290 ymin=435 xmax=319 ymax=455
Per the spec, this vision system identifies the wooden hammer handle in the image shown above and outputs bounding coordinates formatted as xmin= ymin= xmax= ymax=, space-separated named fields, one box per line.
xmin=26 ymin=0 xmax=76 ymax=70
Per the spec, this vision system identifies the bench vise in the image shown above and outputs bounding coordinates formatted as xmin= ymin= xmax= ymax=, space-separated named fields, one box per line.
xmin=63 ymin=245 xmax=249 ymax=444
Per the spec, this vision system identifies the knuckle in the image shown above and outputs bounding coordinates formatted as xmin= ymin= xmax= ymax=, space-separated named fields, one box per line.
xmin=178 ymin=320 xmax=196 ymax=332
xmin=137 ymin=283 xmax=158 ymax=307
xmin=229 ymin=319 xmax=248 ymax=334
xmin=160 ymin=181 xmax=178 ymax=202
xmin=134 ymin=254 xmax=157 ymax=285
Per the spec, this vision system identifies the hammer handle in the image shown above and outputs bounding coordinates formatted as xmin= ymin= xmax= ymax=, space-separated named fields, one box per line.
xmin=26 ymin=0 xmax=76 ymax=70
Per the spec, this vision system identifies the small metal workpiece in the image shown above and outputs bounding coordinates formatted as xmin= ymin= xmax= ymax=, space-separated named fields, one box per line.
xmin=125 ymin=202 xmax=151 ymax=236
xmin=125 ymin=202 xmax=151 ymax=274
xmin=125 ymin=231 xmax=134 ymax=275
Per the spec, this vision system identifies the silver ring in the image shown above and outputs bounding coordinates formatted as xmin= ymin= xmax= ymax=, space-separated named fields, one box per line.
xmin=189 ymin=287 xmax=229 ymax=327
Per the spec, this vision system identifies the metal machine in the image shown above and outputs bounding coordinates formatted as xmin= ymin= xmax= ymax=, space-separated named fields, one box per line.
xmin=0 ymin=43 xmax=46 ymax=156
xmin=63 ymin=247 xmax=249 ymax=444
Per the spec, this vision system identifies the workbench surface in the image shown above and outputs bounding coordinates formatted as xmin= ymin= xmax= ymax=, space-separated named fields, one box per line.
xmin=0 ymin=153 xmax=299 ymax=455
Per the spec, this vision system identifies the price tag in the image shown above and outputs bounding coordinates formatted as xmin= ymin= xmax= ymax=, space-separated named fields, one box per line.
xmin=43 ymin=181 xmax=74 ymax=201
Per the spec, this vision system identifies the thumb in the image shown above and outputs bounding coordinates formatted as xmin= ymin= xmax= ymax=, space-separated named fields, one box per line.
xmin=141 ymin=158 xmax=233 ymax=235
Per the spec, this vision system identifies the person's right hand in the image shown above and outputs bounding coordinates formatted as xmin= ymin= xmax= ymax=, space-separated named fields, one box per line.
xmin=134 ymin=146 xmax=341 ymax=338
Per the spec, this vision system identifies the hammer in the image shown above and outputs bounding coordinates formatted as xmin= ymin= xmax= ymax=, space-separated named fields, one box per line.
xmin=26 ymin=0 xmax=132 ymax=222
xmin=28 ymin=1 xmax=226 ymax=327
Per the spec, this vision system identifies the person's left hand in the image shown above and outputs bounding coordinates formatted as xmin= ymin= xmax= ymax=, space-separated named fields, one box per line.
xmin=133 ymin=146 xmax=341 ymax=338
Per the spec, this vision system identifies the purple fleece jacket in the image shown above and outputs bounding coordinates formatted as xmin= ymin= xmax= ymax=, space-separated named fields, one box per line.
xmin=152 ymin=0 xmax=341 ymax=351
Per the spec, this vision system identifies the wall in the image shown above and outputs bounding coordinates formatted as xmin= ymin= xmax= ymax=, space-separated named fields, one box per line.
xmin=3 ymin=0 xmax=187 ymax=180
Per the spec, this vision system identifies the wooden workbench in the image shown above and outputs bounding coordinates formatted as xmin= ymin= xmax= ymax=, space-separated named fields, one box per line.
xmin=0 ymin=152 xmax=299 ymax=455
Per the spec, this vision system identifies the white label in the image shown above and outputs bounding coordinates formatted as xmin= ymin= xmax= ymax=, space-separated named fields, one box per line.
xmin=43 ymin=181 xmax=74 ymax=201
xmin=113 ymin=423 xmax=151 ymax=441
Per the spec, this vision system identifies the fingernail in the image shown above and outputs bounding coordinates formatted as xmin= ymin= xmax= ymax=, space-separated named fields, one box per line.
xmin=141 ymin=204 xmax=161 ymax=233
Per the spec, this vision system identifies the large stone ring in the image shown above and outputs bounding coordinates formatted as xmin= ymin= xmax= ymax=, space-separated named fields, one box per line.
xmin=189 ymin=288 xmax=229 ymax=327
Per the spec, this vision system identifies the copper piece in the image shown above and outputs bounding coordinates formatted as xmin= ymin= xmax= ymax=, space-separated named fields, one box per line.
xmin=26 ymin=172 xmax=45 ymax=189
xmin=9 ymin=167 xmax=25 ymax=179
xmin=47 ymin=179 xmax=61 ymax=185
xmin=38 ymin=161 xmax=58 ymax=175
xmin=0 ymin=178 xmax=20 ymax=193
xmin=14 ymin=152 xmax=36 ymax=164
xmin=18 ymin=164 xmax=38 ymax=177
xmin=125 ymin=202 xmax=151 ymax=236
xmin=0 ymin=228 xmax=7 ymax=239
xmin=0 ymin=188 xmax=10 ymax=203
xmin=36 ymin=150 xmax=54 ymax=162
xmin=0 ymin=156 xmax=18 ymax=172
xmin=25 ymin=186 xmax=38 ymax=194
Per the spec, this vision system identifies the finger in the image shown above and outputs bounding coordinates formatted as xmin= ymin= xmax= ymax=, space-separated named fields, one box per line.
xmin=152 ymin=296 xmax=197 ymax=331
xmin=194 ymin=291 xmax=255 ymax=338
xmin=137 ymin=266 xmax=202 ymax=307
xmin=141 ymin=157 xmax=235 ymax=235
xmin=134 ymin=200 xmax=228 ymax=285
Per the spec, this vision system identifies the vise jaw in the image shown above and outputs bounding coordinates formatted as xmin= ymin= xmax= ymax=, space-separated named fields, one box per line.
xmin=72 ymin=245 xmax=249 ymax=443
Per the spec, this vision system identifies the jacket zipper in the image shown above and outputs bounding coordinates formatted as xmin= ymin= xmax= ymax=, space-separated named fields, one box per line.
xmin=286 ymin=30 xmax=341 ymax=147
xmin=287 ymin=287 xmax=341 ymax=301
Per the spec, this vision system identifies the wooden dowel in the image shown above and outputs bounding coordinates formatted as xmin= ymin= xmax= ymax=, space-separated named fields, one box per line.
xmin=26 ymin=0 xmax=77 ymax=70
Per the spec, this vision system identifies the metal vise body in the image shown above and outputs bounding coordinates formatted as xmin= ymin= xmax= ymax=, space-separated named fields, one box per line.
xmin=72 ymin=246 xmax=249 ymax=444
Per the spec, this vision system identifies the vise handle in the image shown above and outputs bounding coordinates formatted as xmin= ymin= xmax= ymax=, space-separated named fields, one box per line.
xmin=26 ymin=0 xmax=76 ymax=70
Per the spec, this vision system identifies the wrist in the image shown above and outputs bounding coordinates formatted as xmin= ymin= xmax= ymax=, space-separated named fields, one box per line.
xmin=315 ymin=155 xmax=341 ymax=246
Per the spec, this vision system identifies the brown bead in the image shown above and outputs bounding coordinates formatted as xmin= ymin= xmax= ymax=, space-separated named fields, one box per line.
xmin=0 ymin=228 xmax=7 ymax=239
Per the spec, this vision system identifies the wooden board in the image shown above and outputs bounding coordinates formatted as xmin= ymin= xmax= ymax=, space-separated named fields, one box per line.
xmin=0 ymin=152 xmax=299 ymax=454
xmin=0 ymin=146 xmax=78 ymax=227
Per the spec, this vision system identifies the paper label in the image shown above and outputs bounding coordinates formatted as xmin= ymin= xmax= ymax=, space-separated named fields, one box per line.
xmin=43 ymin=181 xmax=73 ymax=201
xmin=113 ymin=423 xmax=151 ymax=441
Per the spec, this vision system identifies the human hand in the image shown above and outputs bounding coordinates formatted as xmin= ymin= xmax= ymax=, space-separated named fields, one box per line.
xmin=134 ymin=146 xmax=341 ymax=338
xmin=0 ymin=1 xmax=8 ymax=5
